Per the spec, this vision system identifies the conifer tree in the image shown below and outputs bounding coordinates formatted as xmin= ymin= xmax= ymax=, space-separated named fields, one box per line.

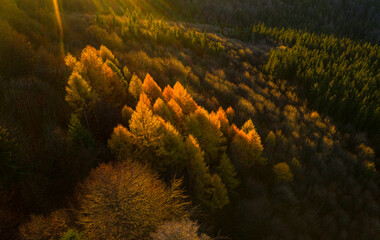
xmin=153 ymin=98 xmax=175 ymax=125
xmin=65 ymin=72 xmax=94 ymax=125
xmin=121 ymin=105 xmax=134 ymax=125
xmin=230 ymin=126 xmax=265 ymax=171
xmin=265 ymin=131 xmax=276 ymax=149
xmin=215 ymin=108 xmax=230 ymax=132
xmin=159 ymin=119 xmax=186 ymax=171
xmin=185 ymin=108 xmax=225 ymax=164
xmin=98 ymin=45 xmax=118 ymax=65
xmin=168 ymin=99 xmax=184 ymax=127
xmin=185 ymin=136 xmax=229 ymax=209
xmin=123 ymin=66 xmax=132 ymax=82
xmin=77 ymin=46 xmax=127 ymax=108
xmin=172 ymin=82 xmax=198 ymax=116
xmin=105 ymin=60 xmax=127 ymax=88
xmin=129 ymin=73 xmax=143 ymax=100
xmin=226 ymin=106 xmax=235 ymax=122
xmin=241 ymin=119 xmax=256 ymax=133
xmin=129 ymin=99 xmax=163 ymax=149
xmin=108 ymin=124 xmax=139 ymax=160
xmin=68 ymin=115 xmax=95 ymax=151
xmin=138 ymin=93 xmax=152 ymax=109
xmin=264 ymin=131 xmax=276 ymax=158
xmin=142 ymin=73 xmax=163 ymax=103
xmin=273 ymin=162 xmax=294 ymax=182
xmin=217 ymin=153 xmax=239 ymax=192
xmin=209 ymin=174 xmax=230 ymax=209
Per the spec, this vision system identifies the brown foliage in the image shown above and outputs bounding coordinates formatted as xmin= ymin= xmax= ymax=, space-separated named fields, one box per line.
xmin=76 ymin=161 xmax=188 ymax=240
xmin=19 ymin=210 xmax=69 ymax=240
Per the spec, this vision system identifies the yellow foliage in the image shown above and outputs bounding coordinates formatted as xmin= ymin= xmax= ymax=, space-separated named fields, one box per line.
xmin=65 ymin=71 xmax=94 ymax=111
xmin=121 ymin=105 xmax=134 ymax=124
xmin=129 ymin=73 xmax=143 ymax=100
xmin=129 ymin=99 xmax=163 ymax=149
xmin=142 ymin=73 xmax=163 ymax=103
xmin=273 ymin=162 xmax=294 ymax=182
xmin=168 ymin=99 xmax=184 ymax=126
xmin=226 ymin=106 xmax=235 ymax=122
xmin=108 ymin=124 xmax=139 ymax=160
xmin=153 ymin=98 xmax=175 ymax=125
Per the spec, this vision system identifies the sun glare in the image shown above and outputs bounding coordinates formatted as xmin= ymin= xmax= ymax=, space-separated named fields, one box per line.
xmin=52 ymin=0 xmax=64 ymax=56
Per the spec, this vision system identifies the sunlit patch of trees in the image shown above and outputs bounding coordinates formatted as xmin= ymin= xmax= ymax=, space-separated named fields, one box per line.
xmin=253 ymin=24 xmax=380 ymax=133
xmin=0 ymin=2 xmax=379 ymax=240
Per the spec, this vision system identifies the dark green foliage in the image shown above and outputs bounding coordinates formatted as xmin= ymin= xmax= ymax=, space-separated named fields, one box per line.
xmin=0 ymin=126 xmax=24 ymax=190
xmin=254 ymin=24 xmax=380 ymax=133
xmin=68 ymin=115 xmax=96 ymax=151
xmin=217 ymin=153 xmax=239 ymax=192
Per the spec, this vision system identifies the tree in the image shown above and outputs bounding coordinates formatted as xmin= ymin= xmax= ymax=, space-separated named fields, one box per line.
xmin=213 ymin=108 xmax=230 ymax=135
xmin=241 ymin=119 xmax=255 ymax=133
xmin=129 ymin=73 xmax=143 ymax=100
xmin=73 ymin=46 xmax=127 ymax=108
xmin=265 ymin=131 xmax=276 ymax=149
xmin=172 ymin=82 xmax=198 ymax=116
xmin=142 ymin=73 xmax=163 ymax=103
xmin=65 ymin=72 xmax=94 ymax=125
xmin=209 ymin=173 xmax=230 ymax=209
xmin=19 ymin=210 xmax=69 ymax=240
xmin=105 ymin=60 xmax=127 ymax=88
xmin=68 ymin=115 xmax=95 ymax=151
xmin=167 ymin=99 xmax=184 ymax=127
xmin=129 ymin=99 xmax=163 ymax=149
xmin=163 ymin=83 xmax=198 ymax=117
xmin=121 ymin=105 xmax=134 ymax=125
xmin=108 ymin=124 xmax=139 ymax=160
xmin=273 ymin=162 xmax=294 ymax=182
xmin=185 ymin=136 xmax=229 ymax=209
xmin=123 ymin=66 xmax=132 ymax=82
xmin=217 ymin=153 xmax=239 ymax=192
xmin=98 ymin=45 xmax=118 ymax=64
xmin=230 ymin=127 xmax=265 ymax=172
xmin=153 ymin=98 xmax=175 ymax=125
xmin=159 ymin=119 xmax=186 ymax=172
xmin=152 ymin=219 xmax=210 ymax=240
xmin=75 ymin=161 xmax=188 ymax=240
xmin=185 ymin=108 xmax=225 ymax=164
xmin=226 ymin=106 xmax=235 ymax=122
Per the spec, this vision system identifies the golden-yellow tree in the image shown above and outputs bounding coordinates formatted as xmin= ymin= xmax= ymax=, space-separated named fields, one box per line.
xmin=142 ymin=73 xmax=163 ymax=103
xmin=67 ymin=46 xmax=127 ymax=109
xmin=76 ymin=161 xmax=188 ymax=240
xmin=129 ymin=97 xmax=164 ymax=154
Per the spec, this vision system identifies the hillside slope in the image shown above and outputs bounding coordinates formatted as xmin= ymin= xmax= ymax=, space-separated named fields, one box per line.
xmin=0 ymin=1 xmax=379 ymax=239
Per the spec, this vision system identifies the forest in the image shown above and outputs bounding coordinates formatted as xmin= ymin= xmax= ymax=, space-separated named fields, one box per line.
xmin=0 ymin=0 xmax=379 ymax=239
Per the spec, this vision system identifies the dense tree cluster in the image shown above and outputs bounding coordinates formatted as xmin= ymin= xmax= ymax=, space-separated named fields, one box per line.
xmin=0 ymin=1 xmax=379 ymax=240
xmin=253 ymin=24 xmax=380 ymax=133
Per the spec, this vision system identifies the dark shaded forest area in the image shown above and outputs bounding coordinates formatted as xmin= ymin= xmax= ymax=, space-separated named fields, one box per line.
xmin=0 ymin=0 xmax=379 ymax=239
